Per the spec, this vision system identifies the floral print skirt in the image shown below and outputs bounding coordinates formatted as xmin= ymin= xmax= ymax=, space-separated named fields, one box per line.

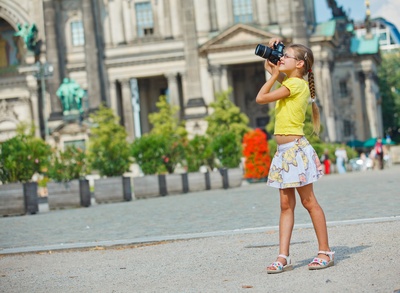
xmin=267 ymin=137 xmax=324 ymax=189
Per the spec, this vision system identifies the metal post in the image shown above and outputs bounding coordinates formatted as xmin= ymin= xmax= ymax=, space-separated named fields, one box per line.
xmin=35 ymin=62 xmax=53 ymax=142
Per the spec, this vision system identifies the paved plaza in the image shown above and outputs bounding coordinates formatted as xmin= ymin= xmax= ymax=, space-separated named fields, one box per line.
xmin=0 ymin=165 xmax=400 ymax=292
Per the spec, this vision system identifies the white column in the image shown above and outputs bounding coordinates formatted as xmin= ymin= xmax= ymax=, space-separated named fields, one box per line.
xmin=109 ymin=0 xmax=125 ymax=45
xmin=364 ymin=72 xmax=378 ymax=138
xmin=170 ymin=0 xmax=181 ymax=36
xmin=109 ymin=79 xmax=118 ymax=116
xmin=209 ymin=65 xmax=222 ymax=94
xmin=318 ymin=60 xmax=336 ymax=142
xmin=30 ymin=92 xmax=41 ymax=138
xmin=122 ymin=0 xmax=133 ymax=43
xmin=165 ymin=72 xmax=180 ymax=107
xmin=103 ymin=1 xmax=112 ymax=46
xmin=120 ymin=79 xmax=135 ymax=142
xmin=162 ymin=0 xmax=173 ymax=38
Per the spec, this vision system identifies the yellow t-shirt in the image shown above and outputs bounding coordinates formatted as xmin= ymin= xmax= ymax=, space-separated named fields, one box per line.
xmin=274 ymin=77 xmax=310 ymax=136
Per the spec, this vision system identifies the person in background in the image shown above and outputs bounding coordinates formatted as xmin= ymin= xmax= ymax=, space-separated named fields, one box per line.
xmin=320 ymin=149 xmax=331 ymax=175
xmin=374 ymin=137 xmax=384 ymax=170
xmin=335 ymin=144 xmax=347 ymax=174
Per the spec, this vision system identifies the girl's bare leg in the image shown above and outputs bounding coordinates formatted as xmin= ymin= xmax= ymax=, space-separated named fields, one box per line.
xmin=296 ymin=183 xmax=332 ymax=265
xmin=267 ymin=187 xmax=296 ymax=270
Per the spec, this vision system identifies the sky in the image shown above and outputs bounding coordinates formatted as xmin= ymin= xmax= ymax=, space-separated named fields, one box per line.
xmin=314 ymin=0 xmax=400 ymax=30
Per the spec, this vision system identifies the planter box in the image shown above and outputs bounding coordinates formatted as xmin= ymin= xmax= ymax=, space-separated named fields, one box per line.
xmin=208 ymin=171 xmax=223 ymax=189
xmin=47 ymin=179 xmax=90 ymax=210
xmin=165 ymin=173 xmax=185 ymax=195
xmin=133 ymin=175 xmax=160 ymax=199
xmin=0 ymin=183 xmax=25 ymax=216
xmin=94 ymin=176 xmax=132 ymax=203
xmin=48 ymin=181 xmax=79 ymax=210
xmin=187 ymin=172 xmax=207 ymax=192
xmin=0 ymin=182 xmax=38 ymax=216
xmin=226 ymin=168 xmax=243 ymax=188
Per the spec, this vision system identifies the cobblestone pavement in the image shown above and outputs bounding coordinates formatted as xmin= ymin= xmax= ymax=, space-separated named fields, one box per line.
xmin=0 ymin=166 xmax=400 ymax=293
xmin=0 ymin=165 xmax=399 ymax=254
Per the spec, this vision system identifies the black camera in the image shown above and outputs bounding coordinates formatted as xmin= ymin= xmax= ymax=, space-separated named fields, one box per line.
xmin=254 ymin=42 xmax=285 ymax=65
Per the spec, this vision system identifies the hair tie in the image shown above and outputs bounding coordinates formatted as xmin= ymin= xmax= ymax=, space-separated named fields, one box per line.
xmin=308 ymin=69 xmax=312 ymax=73
xmin=311 ymin=98 xmax=316 ymax=103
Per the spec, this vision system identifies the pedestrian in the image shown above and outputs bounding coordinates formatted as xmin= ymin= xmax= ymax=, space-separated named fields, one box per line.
xmin=320 ymin=149 xmax=331 ymax=174
xmin=256 ymin=39 xmax=334 ymax=273
xmin=374 ymin=137 xmax=384 ymax=170
xmin=334 ymin=144 xmax=348 ymax=174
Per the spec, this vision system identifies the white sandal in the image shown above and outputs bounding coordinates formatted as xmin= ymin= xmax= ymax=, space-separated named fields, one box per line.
xmin=266 ymin=254 xmax=293 ymax=274
xmin=308 ymin=250 xmax=335 ymax=270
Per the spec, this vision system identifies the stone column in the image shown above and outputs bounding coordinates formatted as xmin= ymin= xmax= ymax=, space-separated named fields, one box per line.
xmin=208 ymin=65 xmax=222 ymax=94
xmin=165 ymin=73 xmax=180 ymax=107
xmin=162 ymin=0 xmax=173 ymax=38
xmin=180 ymin=0 xmax=202 ymax=101
xmin=317 ymin=60 xmax=336 ymax=142
xmin=122 ymin=0 xmax=133 ymax=43
xmin=109 ymin=79 xmax=118 ymax=116
xmin=109 ymin=0 xmax=125 ymax=45
xmin=120 ymin=79 xmax=135 ymax=142
xmin=208 ymin=0 xmax=218 ymax=31
xmin=291 ymin=0 xmax=308 ymax=45
xmin=82 ymin=0 xmax=102 ymax=110
xmin=364 ymin=72 xmax=379 ymax=138
xmin=42 ymin=0 xmax=62 ymax=113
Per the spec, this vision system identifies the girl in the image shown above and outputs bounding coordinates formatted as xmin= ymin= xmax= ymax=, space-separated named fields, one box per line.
xmin=255 ymin=39 xmax=334 ymax=274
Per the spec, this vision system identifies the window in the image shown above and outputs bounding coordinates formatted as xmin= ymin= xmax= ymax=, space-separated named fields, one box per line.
xmin=233 ymin=0 xmax=253 ymax=24
xmin=343 ymin=120 xmax=352 ymax=137
xmin=135 ymin=2 xmax=154 ymax=37
xmin=71 ymin=21 xmax=85 ymax=46
xmin=339 ymin=80 xmax=348 ymax=98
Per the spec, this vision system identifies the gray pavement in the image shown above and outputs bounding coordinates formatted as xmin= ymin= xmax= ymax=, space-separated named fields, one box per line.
xmin=1 ymin=165 xmax=400 ymax=292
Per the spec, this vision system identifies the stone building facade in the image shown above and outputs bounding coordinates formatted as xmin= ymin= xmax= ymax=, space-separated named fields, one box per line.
xmin=0 ymin=0 xmax=382 ymax=147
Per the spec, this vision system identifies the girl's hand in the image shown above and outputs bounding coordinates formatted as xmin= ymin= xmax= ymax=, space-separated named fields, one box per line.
xmin=266 ymin=60 xmax=280 ymax=77
xmin=268 ymin=38 xmax=282 ymax=48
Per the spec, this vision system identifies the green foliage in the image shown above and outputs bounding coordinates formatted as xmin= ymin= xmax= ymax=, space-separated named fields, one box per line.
xmin=132 ymin=96 xmax=187 ymax=174
xmin=0 ymin=123 xmax=51 ymax=183
xmin=148 ymin=95 xmax=187 ymax=139
xmin=185 ymin=135 xmax=215 ymax=172
xmin=131 ymin=134 xmax=167 ymax=175
xmin=206 ymin=88 xmax=251 ymax=141
xmin=266 ymin=106 xmax=322 ymax=144
xmin=47 ymin=145 xmax=89 ymax=182
xmin=88 ymin=105 xmax=131 ymax=177
xmin=378 ymin=50 xmax=400 ymax=143
xmin=131 ymin=134 xmax=185 ymax=174
xmin=211 ymin=132 xmax=242 ymax=168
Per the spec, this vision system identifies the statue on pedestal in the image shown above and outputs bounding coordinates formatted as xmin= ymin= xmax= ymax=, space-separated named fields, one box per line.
xmin=56 ymin=78 xmax=86 ymax=116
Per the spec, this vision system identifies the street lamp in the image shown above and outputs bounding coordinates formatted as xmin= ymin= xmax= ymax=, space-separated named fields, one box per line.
xmin=33 ymin=61 xmax=53 ymax=141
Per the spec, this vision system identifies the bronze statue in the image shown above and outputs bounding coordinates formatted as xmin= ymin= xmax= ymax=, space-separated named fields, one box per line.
xmin=56 ymin=78 xmax=86 ymax=115
xmin=14 ymin=23 xmax=38 ymax=52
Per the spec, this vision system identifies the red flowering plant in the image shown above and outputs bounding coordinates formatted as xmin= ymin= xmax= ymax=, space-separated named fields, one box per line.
xmin=242 ymin=128 xmax=271 ymax=180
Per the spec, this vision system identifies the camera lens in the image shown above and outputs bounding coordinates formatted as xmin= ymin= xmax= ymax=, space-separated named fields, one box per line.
xmin=255 ymin=44 xmax=271 ymax=59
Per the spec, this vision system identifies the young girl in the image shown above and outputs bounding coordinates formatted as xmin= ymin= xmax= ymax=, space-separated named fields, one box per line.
xmin=255 ymin=39 xmax=334 ymax=274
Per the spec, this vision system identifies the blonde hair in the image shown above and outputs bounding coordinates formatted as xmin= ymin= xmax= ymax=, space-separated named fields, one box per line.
xmin=288 ymin=44 xmax=320 ymax=135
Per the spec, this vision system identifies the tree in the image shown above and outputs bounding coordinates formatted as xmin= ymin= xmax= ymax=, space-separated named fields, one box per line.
xmin=378 ymin=50 xmax=400 ymax=143
xmin=205 ymin=88 xmax=251 ymax=140
xmin=88 ymin=105 xmax=131 ymax=177
xmin=0 ymin=123 xmax=51 ymax=183
xmin=132 ymin=96 xmax=187 ymax=174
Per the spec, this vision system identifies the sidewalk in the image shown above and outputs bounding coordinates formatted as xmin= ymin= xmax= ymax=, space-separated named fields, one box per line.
xmin=1 ymin=166 xmax=400 ymax=292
